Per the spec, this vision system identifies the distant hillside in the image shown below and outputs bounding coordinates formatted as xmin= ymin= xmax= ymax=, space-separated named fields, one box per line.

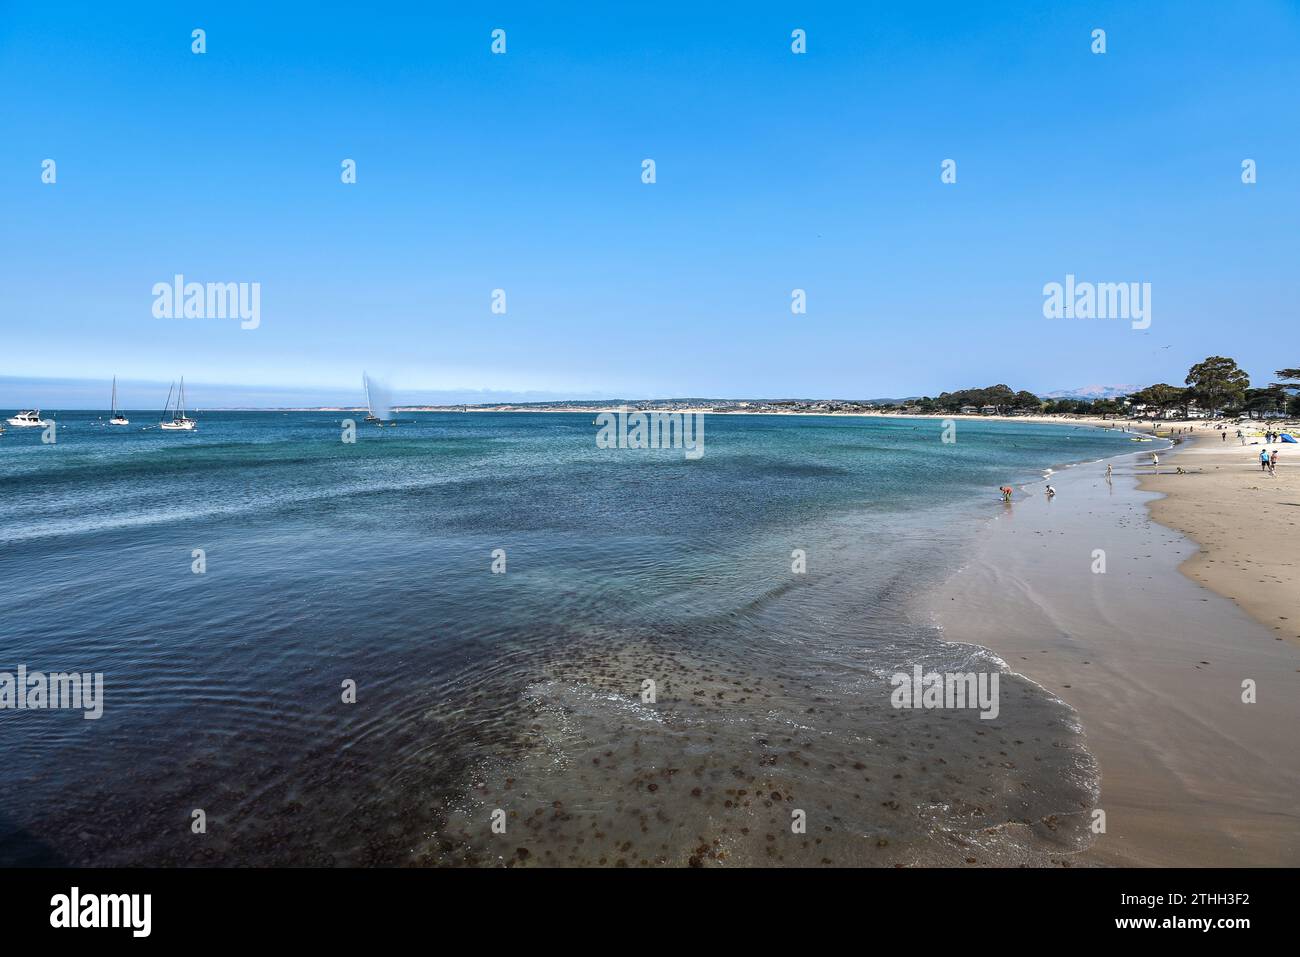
xmin=1042 ymin=384 xmax=1141 ymax=400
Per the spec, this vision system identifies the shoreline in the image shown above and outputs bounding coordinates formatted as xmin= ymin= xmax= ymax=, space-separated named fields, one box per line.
xmin=12 ymin=408 xmax=1148 ymax=428
xmin=931 ymin=424 xmax=1300 ymax=866
xmin=1137 ymin=427 xmax=1299 ymax=646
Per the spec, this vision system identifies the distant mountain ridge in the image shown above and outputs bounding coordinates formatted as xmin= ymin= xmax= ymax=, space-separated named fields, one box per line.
xmin=1041 ymin=384 xmax=1141 ymax=400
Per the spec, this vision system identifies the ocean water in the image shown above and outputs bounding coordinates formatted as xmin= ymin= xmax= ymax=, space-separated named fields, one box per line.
xmin=0 ymin=411 xmax=1137 ymax=866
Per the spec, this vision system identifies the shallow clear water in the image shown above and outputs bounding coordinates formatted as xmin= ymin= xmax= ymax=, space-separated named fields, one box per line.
xmin=0 ymin=411 xmax=1136 ymax=865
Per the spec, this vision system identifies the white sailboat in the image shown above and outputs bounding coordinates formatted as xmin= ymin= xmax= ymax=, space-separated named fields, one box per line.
xmin=363 ymin=373 xmax=381 ymax=423
xmin=6 ymin=409 xmax=48 ymax=427
xmin=159 ymin=378 xmax=197 ymax=431
xmin=109 ymin=376 xmax=129 ymax=426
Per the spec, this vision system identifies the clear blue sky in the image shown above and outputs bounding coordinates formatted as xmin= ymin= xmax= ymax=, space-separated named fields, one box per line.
xmin=2 ymin=1 xmax=1297 ymax=407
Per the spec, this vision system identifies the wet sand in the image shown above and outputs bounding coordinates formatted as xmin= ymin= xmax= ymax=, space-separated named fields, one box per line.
xmin=932 ymin=445 xmax=1300 ymax=866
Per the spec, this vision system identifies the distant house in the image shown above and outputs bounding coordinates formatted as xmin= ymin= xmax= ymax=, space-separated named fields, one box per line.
xmin=979 ymin=405 xmax=998 ymax=415
xmin=959 ymin=405 xmax=978 ymax=414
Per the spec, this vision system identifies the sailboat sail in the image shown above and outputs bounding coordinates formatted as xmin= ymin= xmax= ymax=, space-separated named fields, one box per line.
xmin=363 ymin=373 xmax=381 ymax=422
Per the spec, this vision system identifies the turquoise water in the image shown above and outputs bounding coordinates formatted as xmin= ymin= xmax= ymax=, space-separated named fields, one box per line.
xmin=0 ymin=412 xmax=1136 ymax=865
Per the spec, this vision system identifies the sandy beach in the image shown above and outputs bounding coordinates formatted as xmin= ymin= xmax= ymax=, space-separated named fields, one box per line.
xmin=932 ymin=420 xmax=1300 ymax=866
xmin=1140 ymin=427 xmax=1299 ymax=645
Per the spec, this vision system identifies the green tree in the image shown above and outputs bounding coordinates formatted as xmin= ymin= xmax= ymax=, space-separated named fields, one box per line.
xmin=1272 ymin=370 xmax=1299 ymax=417
xmin=1185 ymin=356 xmax=1249 ymax=416
xmin=1092 ymin=398 xmax=1123 ymax=416
xmin=984 ymin=384 xmax=1015 ymax=412
xmin=1130 ymin=383 xmax=1186 ymax=418
xmin=1242 ymin=386 xmax=1287 ymax=420
xmin=1013 ymin=390 xmax=1043 ymax=412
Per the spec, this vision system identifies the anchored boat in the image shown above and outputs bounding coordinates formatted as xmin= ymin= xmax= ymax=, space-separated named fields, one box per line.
xmin=6 ymin=410 xmax=47 ymax=428
xmin=109 ymin=376 xmax=129 ymax=426
xmin=159 ymin=378 xmax=197 ymax=431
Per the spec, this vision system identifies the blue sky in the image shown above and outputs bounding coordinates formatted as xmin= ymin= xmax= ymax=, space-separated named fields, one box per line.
xmin=2 ymin=1 xmax=1297 ymax=407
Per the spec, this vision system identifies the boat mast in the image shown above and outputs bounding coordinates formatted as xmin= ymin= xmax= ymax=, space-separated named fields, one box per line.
xmin=162 ymin=382 xmax=175 ymax=423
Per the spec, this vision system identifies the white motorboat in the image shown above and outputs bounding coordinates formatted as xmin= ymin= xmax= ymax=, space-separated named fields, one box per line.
xmin=6 ymin=410 xmax=47 ymax=428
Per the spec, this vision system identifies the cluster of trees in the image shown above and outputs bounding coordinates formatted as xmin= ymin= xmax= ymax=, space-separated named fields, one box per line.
xmin=887 ymin=386 xmax=1121 ymax=417
xmin=897 ymin=385 xmax=1129 ymax=416
xmin=870 ymin=358 xmax=1300 ymax=420
xmin=913 ymin=385 xmax=1043 ymax=414
xmin=1276 ymin=367 xmax=1300 ymax=417
xmin=1127 ymin=358 xmax=1300 ymax=419
xmin=1041 ymin=397 xmax=1126 ymax=415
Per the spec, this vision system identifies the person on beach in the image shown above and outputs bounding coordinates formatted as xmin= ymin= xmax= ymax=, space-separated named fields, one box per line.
xmin=999 ymin=485 xmax=1013 ymax=503
xmin=1105 ymin=463 xmax=1113 ymax=480
xmin=1045 ymin=484 xmax=1056 ymax=499
xmin=1151 ymin=452 xmax=1159 ymax=473
xmin=1270 ymin=449 xmax=1279 ymax=475
xmin=1260 ymin=448 xmax=1271 ymax=471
